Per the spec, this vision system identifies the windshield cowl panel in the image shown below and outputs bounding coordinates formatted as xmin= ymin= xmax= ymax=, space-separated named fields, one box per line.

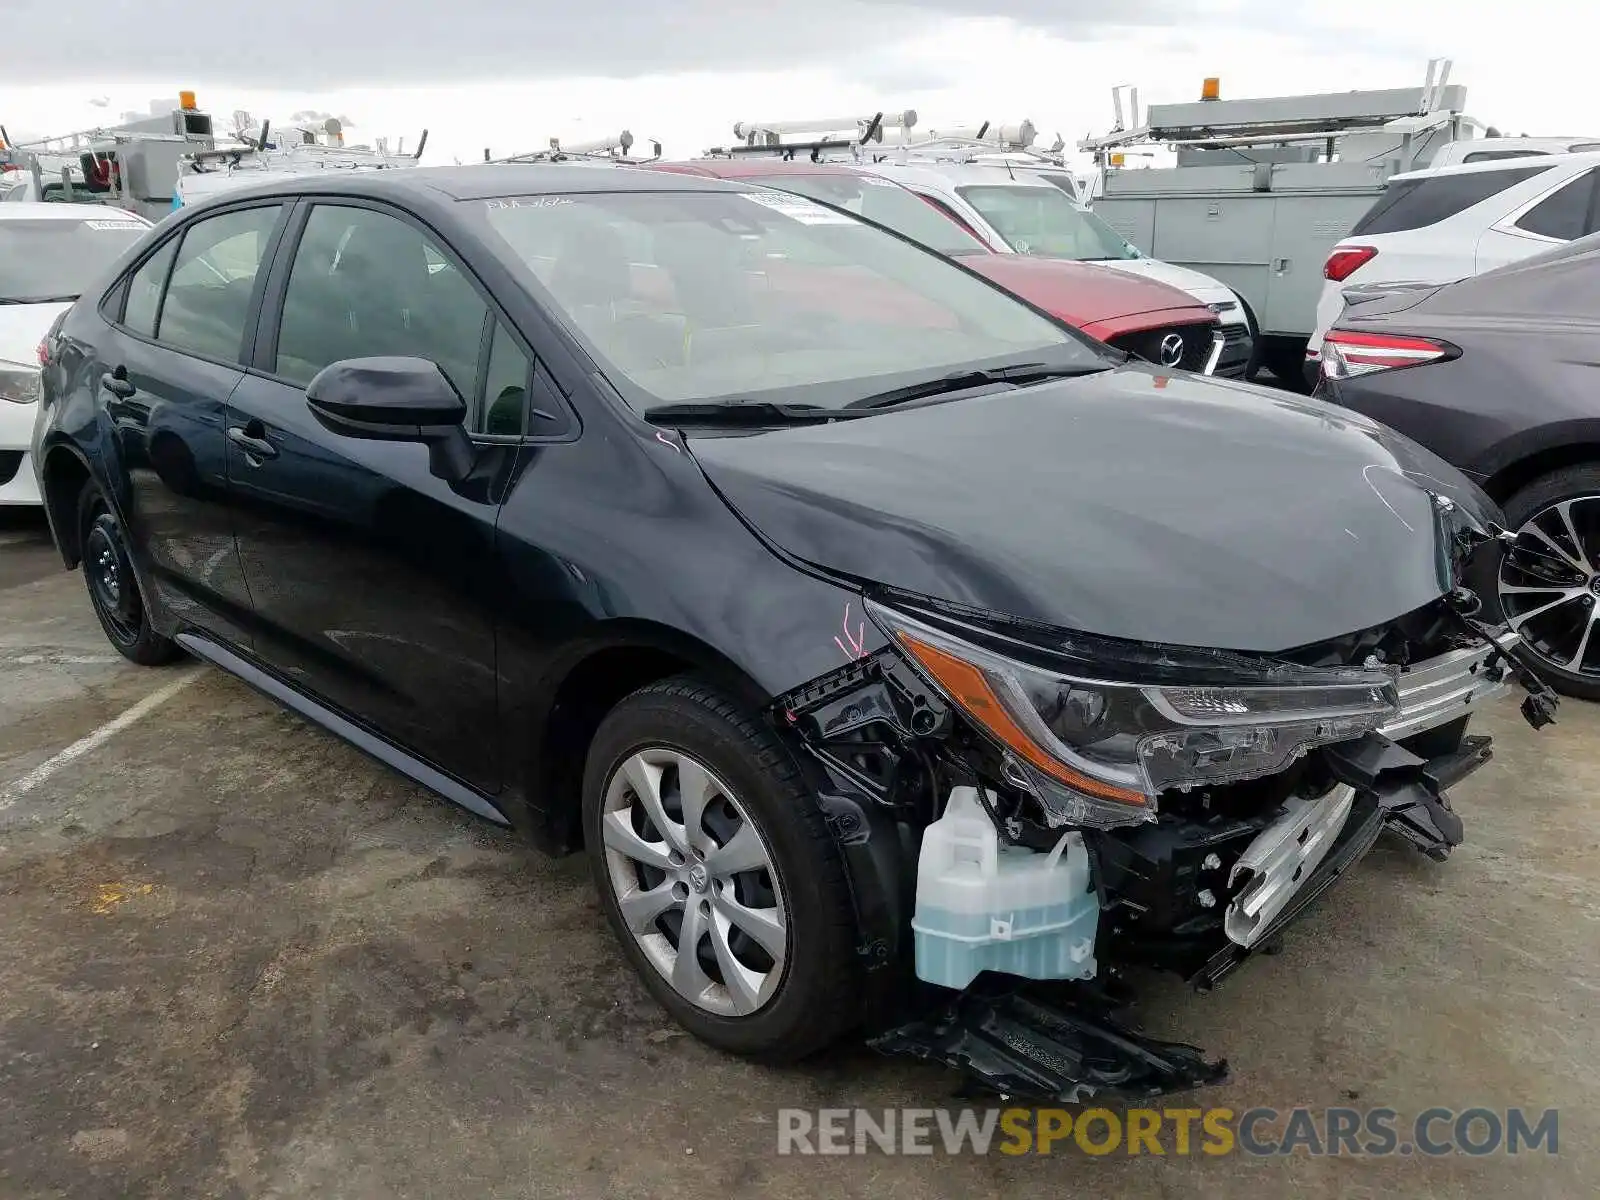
xmin=475 ymin=189 xmax=1105 ymax=414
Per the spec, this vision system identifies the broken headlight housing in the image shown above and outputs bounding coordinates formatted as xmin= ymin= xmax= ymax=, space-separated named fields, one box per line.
xmin=867 ymin=599 xmax=1401 ymax=831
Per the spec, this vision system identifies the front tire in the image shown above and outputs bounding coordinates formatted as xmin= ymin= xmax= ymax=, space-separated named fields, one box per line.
xmin=1477 ymin=464 xmax=1600 ymax=701
xmin=77 ymin=484 xmax=179 ymax=667
xmin=582 ymin=675 xmax=861 ymax=1061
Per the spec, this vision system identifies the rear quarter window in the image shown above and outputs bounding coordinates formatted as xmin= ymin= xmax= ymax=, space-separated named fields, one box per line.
xmin=1350 ymin=164 xmax=1552 ymax=236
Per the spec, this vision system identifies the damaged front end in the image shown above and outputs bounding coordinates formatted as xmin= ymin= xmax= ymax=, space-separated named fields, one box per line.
xmin=774 ymin=588 xmax=1557 ymax=1103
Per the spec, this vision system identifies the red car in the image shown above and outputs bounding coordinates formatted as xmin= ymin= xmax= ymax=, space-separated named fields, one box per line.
xmin=645 ymin=159 xmax=1226 ymax=374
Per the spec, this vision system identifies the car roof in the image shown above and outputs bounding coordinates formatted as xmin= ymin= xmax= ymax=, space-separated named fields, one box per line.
xmin=192 ymin=163 xmax=752 ymax=206
xmin=1391 ymin=148 xmax=1600 ymax=183
xmin=0 ymin=201 xmax=147 ymax=222
xmin=650 ymin=160 xmax=871 ymax=180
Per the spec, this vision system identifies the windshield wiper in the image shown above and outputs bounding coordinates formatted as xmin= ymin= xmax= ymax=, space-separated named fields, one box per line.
xmin=642 ymin=401 xmax=867 ymax=427
xmin=846 ymin=362 xmax=1103 ymax=411
xmin=0 ymin=294 xmax=78 ymax=305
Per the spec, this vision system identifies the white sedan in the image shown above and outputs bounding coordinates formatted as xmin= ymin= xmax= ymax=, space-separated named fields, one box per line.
xmin=1 ymin=202 xmax=151 ymax=504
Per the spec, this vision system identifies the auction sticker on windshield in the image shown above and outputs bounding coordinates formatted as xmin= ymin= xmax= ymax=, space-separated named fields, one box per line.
xmin=738 ymin=192 xmax=858 ymax=225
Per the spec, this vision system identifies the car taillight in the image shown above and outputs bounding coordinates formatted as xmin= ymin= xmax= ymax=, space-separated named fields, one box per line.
xmin=1321 ymin=329 xmax=1455 ymax=379
xmin=36 ymin=338 xmax=49 ymax=367
xmin=1324 ymin=246 xmax=1377 ymax=282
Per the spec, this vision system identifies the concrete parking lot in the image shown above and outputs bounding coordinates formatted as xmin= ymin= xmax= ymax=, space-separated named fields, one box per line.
xmin=1 ymin=506 xmax=1596 ymax=1199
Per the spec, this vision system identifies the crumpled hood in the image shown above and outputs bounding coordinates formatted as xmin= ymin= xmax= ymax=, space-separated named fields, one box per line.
xmin=686 ymin=366 xmax=1500 ymax=653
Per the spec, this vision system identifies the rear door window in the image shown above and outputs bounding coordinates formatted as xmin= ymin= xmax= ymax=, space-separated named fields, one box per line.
xmin=1349 ymin=164 xmax=1551 ymax=236
xmin=157 ymin=205 xmax=282 ymax=361
xmin=1513 ymin=169 xmax=1600 ymax=241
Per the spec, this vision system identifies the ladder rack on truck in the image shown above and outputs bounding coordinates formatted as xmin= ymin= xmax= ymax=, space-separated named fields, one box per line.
xmin=173 ymin=116 xmax=428 ymax=208
xmin=1 ymin=93 xmax=217 ymax=220
xmin=709 ymin=111 xmax=1088 ymax=200
xmin=1078 ymin=60 xmax=1489 ymax=381
xmin=483 ymin=131 xmax=662 ymax=166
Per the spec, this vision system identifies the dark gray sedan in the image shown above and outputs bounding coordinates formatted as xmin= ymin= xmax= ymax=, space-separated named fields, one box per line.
xmin=1316 ymin=233 xmax=1600 ymax=700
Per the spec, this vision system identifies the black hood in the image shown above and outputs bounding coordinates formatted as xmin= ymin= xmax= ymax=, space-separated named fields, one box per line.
xmin=686 ymin=366 xmax=1500 ymax=653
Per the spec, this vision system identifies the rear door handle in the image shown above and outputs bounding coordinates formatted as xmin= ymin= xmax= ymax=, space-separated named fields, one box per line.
xmin=101 ymin=370 xmax=135 ymax=399
xmin=226 ymin=423 xmax=279 ymax=461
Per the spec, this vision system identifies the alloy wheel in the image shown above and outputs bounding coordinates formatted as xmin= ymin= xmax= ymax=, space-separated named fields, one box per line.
xmin=1497 ymin=495 xmax=1600 ymax=678
xmin=599 ymin=747 xmax=788 ymax=1017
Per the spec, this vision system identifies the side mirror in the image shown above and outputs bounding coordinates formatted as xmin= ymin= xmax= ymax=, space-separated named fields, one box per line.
xmin=306 ymin=356 xmax=474 ymax=483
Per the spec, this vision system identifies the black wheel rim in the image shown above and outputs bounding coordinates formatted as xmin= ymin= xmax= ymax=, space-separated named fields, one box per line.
xmin=85 ymin=516 xmax=142 ymax=646
xmin=1497 ymin=494 xmax=1600 ymax=677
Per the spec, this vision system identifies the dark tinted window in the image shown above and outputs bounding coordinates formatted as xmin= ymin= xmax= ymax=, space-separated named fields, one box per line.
xmin=123 ymin=239 xmax=177 ymax=337
xmin=275 ymin=204 xmax=488 ymax=408
xmin=158 ymin=206 xmax=281 ymax=360
xmin=481 ymin=321 xmax=531 ymax=436
xmin=1514 ymin=170 xmax=1600 ymax=241
xmin=1349 ymin=164 xmax=1550 ymax=236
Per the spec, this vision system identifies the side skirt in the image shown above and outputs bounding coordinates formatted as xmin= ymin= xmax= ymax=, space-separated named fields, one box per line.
xmin=175 ymin=631 xmax=511 ymax=828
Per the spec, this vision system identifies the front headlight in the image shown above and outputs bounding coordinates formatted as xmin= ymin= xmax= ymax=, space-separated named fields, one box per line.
xmin=0 ymin=359 xmax=42 ymax=405
xmin=868 ymin=599 xmax=1400 ymax=830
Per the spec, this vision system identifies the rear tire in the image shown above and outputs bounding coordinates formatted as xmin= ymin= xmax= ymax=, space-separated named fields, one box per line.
xmin=1475 ymin=464 xmax=1600 ymax=701
xmin=582 ymin=675 xmax=861 ymax=1062
xmin=77 ymin=484 xmax=179 ymax=667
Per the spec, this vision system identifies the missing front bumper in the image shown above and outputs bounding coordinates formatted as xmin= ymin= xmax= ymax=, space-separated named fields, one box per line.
xmin=871 ymin=733 xmax=1490 ymax=1100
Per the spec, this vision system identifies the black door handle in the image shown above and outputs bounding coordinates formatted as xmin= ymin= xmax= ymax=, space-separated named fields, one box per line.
xmin=226 ymin=424 xmax=279 ymax=461
xmin=101 ymin=369 xmax=135 ymax=399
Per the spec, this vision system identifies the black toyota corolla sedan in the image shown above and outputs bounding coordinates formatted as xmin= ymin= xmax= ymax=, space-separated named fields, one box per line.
xmin=31 ymin=166 xmax=1554 ymax=1098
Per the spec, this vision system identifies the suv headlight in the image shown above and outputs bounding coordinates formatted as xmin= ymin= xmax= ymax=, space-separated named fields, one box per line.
xmin=868 ymin=599 xmax=1400 ymax=830
xmin=0 ymin=359 xmax=42 ymax=405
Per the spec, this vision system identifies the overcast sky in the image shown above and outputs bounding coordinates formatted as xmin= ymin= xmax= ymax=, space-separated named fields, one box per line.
xmin=3 ymin=0 xmax=1589 ymax=166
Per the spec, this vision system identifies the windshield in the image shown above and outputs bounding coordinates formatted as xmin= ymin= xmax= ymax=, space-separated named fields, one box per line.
xmin=743 ymin=173 xmax=988 ymax=257
xmin=477 ymin=190 xmax=1103 ymax=411
xmin=0 ymin=215 xmax=148 ymax=301
xmin=957 ymin=185 xmax=1138 ymax=261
